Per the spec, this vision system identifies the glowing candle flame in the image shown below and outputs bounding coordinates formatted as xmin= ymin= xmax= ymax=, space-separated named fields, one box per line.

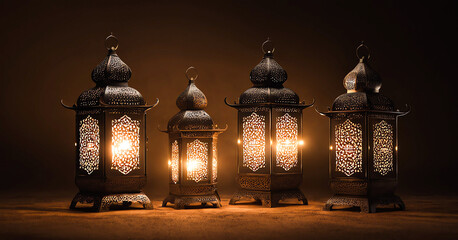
xmin=112 ymin=140 xmax=132 ymax=154
xmin=87 ymin=142 xmax=95 ymax=150
xmin=298 ymin=140 xmax=304 ymax=146
xmin=187 ymin=160 xmax=197 ymax=172
xmin=119 ymin=140 xmax=131 ymax=151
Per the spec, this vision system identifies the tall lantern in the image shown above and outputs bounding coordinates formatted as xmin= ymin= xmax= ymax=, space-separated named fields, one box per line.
xmin=316 ymin=43 xmax=410 ymax=213
xmin=225 ymin=39 xmax=313 ymax=207
xmin=161 ymin=67 xmax=226 ymax=209
xmin=61 ymin=34 xmax=158 ymax=211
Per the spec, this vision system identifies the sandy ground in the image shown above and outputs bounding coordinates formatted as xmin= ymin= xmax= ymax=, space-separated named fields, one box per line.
xmin=0 ymin=193 xmax=457 ymax=240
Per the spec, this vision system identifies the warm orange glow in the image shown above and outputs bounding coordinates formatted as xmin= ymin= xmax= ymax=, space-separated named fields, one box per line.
xmin=187 ymin=160 xmax=198 ymax=172
xmin=237 ymin=139 xmax=241 ymax=144
xmin=395 ymin=146 xmax=398 ymax=151
xmin=275 ymin=113 xmax=298 ymax=171
xmin=186 ymin=139 xmax=208 ymax=182
xmin=330 ymin=145 xmax=333 ymax=150
xmin=111 ymin=115 xmax=140 ymax=175
xmin=242 ymin=112 xmax=266 ymax=172
xmin=171 ymin=140 xmax=179 ymax=184
xmin=79 ymin=115 xmax=100 ymax=175
xmin=335 ymin=119 xmax=363 ymax=176
xmin=119 ymin=140 xmax=132 ymax=151
xmin=113 ymin=139 xmax=133 ymax=154
xmin=298 ymin=140 xmax=304 ymax=146
xmin=87 ymin=142 xmax=95 ymax=150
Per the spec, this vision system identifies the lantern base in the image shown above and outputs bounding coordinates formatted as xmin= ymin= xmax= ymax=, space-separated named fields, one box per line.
xmin=229 ymin=189 xmax=308 ymax=208
xmin=162 ymin=191 xmax=222 ymax=209
xmin=324 ymin=194 xmax=405 ymax=213
xmin=69 ymin=192 xmax=153 ymax=212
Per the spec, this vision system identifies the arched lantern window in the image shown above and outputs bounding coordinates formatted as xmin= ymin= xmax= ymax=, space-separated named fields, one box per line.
xmin=161 ymin=67 xmax=226 ymax=209
xmin=225 ymin=39 xmax=313 ymax=207
xmin=62 ymin=34 xmax=158 ymax=212
xmin=316 ymin=43 xmax=410 ymax=213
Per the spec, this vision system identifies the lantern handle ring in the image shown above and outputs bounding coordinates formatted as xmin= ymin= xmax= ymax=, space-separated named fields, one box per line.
xmin=185 ymin=66 xmax=199 ymax=81
xmin=356 ymin=41 xmax=370 ymax=61
xmin=105 ymin=33 xmax=119 ymax=51
xmin=262 ymin=38 xmax=275 ymax=54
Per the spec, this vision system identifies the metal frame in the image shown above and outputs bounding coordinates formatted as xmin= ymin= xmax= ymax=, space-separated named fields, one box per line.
xmin=315 ymin=43 xmax=410 ymax=213
xmin=62 ymin=34 xmax=157 ymax=212
xmin=225 ymin=40 xmax=313 ymax=207
xmin=161 ymin=68 xmax=226 ymax=209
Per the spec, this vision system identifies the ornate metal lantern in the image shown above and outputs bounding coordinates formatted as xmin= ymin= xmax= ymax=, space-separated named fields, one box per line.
xmin=225 ymin=39 xmax=313 ymax=207
xmin=316 ymin=43 xmax=410 ymax=213
xmin=161 ymin=67 xmax=226 ymax=209
xmin=62 ymin=34 xmax=158 ymax=211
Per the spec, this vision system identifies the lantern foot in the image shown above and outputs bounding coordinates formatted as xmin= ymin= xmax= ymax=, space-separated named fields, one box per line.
xmin=162 ymin=191 xmax=222 ymax=209
xmin=324 ymin=195 xmax=405 ymax=213
xmin=69 ymin=192 xmax=153 ymax=212
xmin=229 ymin=189 xmax=307 ymax=208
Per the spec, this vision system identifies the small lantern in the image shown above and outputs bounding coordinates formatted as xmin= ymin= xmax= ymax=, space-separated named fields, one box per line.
xmin=161 ymin=67 xmax=226 ymax=209
xmin=62 ymin=34 xmax=158 ymax=211
xmin=225 ymin=39 xmax=313 ymax=207
xmin=316 ymin=43 xmax=410 ymax=213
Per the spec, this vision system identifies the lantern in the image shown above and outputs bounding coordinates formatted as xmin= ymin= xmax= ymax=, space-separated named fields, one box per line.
xmin=316 ymin=43 xmax=410 ymax=213
xmin=225 ymin=39 xmax=313 ymax=207
xmin=61 ymin=34 xmax=158 ymax=211
xmin=161 ymin=67 xmax=226 ymax=209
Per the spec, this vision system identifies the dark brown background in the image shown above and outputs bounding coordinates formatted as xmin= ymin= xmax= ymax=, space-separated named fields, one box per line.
xmin=0 ymin=0 xmax=456 ymax=197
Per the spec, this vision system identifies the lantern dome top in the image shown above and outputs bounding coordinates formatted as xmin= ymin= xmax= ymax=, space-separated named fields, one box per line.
xmin=91 ymin=34 xmax=132 ymax=84
xmin=249 ymin=38 xmax=288 ymax=87
xmin=175 ymin=67 xmax=208 ymax=110
xmin=235 ymin=38 xmax=306 ymax=105
xmin=75 ymin=34 xmax=145 ymax=107
xmin=343 ymin=43 xmax=382 ymax=93
xmin=332 ymin=43 xmax=394 ymax=111
xmin=332 ymin=92 xmax=394 ymax=111
xmin=168 ymin=67 xmax=214 ymax=131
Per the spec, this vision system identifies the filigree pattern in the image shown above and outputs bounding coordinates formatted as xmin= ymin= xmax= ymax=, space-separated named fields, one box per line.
xmin=276 ymin=113 xmax=298 ymax=171
xmin=242 ymin=112 xmax=266 ymax=172
xmin=111 ymin=115 xmax=140 ymax=175
xmin=171 ymin=140 xmax=179 ymax=184
xmin=186 ymin=139 xmax=208 ymax=182
xmin=335 ymin=119 xmax=363 ymax=176
xmin=373 ymin=120 xmax=393 ymax=175
xmin=79 ymin=115 xmax=100 ymax=175
xmin=212 ymin=141 xmax=217 ymax=182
